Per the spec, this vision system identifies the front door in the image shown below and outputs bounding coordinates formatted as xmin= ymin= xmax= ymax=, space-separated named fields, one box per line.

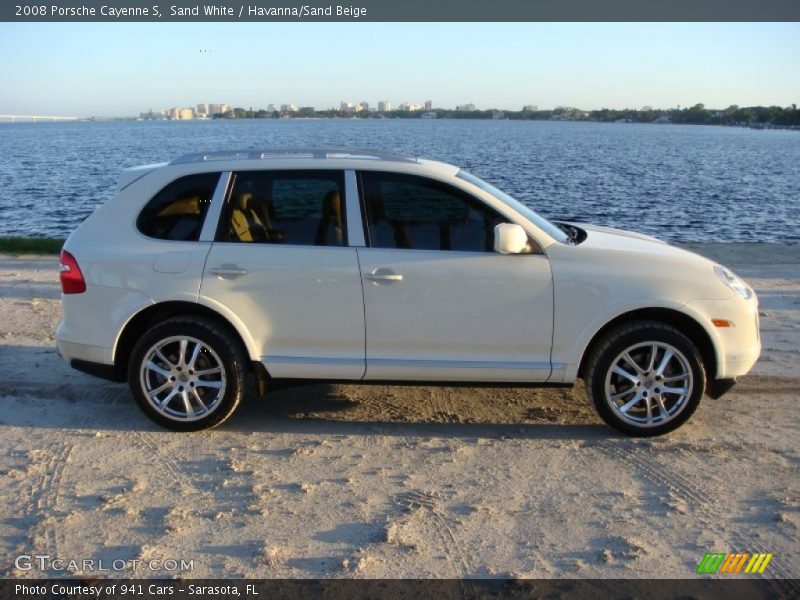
xmin=356 ymin=171 xmax=553 ymax=382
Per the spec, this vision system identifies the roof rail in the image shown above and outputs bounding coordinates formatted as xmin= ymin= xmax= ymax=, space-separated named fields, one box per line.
xmin=170 ymin=147 xmax=418 ymax=165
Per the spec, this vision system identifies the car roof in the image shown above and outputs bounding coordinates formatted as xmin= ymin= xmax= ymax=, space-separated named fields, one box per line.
xmin=119 ymin=148 xmax=462 ymax=191
xmin=163 ymin=147 xmax=461 ymax=178
xmin=170 ymin=146 xmax=418 ymax=165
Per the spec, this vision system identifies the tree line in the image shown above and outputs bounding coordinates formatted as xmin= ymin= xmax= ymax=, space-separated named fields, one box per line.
xmin=211 ymin=103 xmax=800 ymax=127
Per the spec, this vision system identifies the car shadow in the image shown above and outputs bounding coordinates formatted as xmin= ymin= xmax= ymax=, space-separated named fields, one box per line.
xmin=0 ymin=344 xmax=610 ymax=441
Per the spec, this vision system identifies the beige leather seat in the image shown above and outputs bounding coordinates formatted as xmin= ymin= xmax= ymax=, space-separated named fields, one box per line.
xmin=230 ymin=193 xmax=265 ymax=242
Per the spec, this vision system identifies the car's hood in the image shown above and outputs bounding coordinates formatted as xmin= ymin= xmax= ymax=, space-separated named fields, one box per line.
xmin=570 ymin=222 xmax=667 ymax=245
xmin=567 ymin=222 xmax=711 ymax=265
xmin=547 ymin=222 xmax=737 ymax=302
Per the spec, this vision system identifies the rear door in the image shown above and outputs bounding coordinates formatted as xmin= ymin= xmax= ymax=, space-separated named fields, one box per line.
xmin=356 ymin=171 xmax=554 ymax=382
xmin=200 ymin=169 xmax=366 ymax=379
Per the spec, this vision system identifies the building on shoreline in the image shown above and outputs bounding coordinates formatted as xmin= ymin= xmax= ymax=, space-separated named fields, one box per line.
xmin=164 ymin=107 xmax=194 ymax=120
xmin=209 ymin=103 xmax=229 ymax=116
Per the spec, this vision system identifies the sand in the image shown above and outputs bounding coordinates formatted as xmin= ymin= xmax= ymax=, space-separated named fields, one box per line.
xmin=0 ymin=243 xmax=798 ymax=584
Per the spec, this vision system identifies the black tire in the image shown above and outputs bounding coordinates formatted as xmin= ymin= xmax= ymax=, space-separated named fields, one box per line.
xmin=584 ymin=320 xmax=706 ymax=437
xmin=127 ymin=316 xmax=248 ymax=431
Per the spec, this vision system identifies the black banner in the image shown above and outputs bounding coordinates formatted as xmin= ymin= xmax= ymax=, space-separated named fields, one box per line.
xmin=3 ymin=579 xmax=799 ymax=600
xmin=3 ymin=0 xmax=800 ymax=22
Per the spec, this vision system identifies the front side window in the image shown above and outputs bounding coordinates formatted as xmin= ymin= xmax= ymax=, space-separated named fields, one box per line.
xmin=137 ymin=173 xmax=219 ymax=241
xmin=359 ymin=171 xmax=509 ymax=252
xmin=219 ymin=170 xmax=346 ymax=246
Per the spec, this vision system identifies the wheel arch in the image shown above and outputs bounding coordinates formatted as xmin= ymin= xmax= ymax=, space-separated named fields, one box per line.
xmin=577 ymin=307 xmax=718 ymax=383
xmin=113 ymin=300 xmax=260 ymax=380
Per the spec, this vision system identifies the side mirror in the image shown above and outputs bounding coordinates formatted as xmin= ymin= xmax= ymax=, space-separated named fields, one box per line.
xmin=494 ymin=223 xmax=528 ymax=254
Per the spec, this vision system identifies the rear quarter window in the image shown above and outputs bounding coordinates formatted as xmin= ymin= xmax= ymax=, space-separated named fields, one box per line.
xmin=137 ymin=173 xmax=220 ymax=241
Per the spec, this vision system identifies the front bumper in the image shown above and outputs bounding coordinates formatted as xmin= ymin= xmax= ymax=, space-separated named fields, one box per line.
xmin=683 ymin=294 xmax=760 ymax=380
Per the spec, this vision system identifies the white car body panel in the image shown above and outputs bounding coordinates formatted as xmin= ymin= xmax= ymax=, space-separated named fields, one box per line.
xmin=200 ymin=245 xmax=366 ymax=379
xmin=547 ymin=226 xmax=759 ymax=381
xmin=682 ymin=297 xmax=760 ymax=378
xmin=56 ymin=286 xmax=153 ymax=364
xmin=357 ymin=248 xmax=553 ymax=381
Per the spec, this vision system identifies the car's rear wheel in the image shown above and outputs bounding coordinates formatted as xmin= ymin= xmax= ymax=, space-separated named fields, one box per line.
xmin=584 ymin=320 xmax=706 ymax=436
xmin=128 ymin=317 xmax=247 ymax=431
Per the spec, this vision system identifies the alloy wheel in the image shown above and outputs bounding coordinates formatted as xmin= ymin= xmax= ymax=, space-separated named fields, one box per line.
xmin=603 ymin=341 xmax=693 ymax=428
xmin=139 ymin=335 xmax=226 ymax=422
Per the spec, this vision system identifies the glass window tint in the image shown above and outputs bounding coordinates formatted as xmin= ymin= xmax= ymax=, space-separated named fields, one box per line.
xmin=221 ymin=171 xmax=346 ymax=246
xmin=137 ymin=173 xmax=219 ymax=241
xmin=456 ymin=169 xmax=568 ymax=244
xmin=360 ymin=172 xmax=508 ymax=252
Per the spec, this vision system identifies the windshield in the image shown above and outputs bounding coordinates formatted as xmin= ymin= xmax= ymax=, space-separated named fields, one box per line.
xmin=456 ymin=170 xmax=569 ymax=244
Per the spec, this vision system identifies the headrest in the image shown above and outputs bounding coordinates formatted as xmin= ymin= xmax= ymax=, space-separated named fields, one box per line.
xmin=323 ymin=190 xmax=342 ymax=216
xmin=233 ymin=193 xmax=252 ymax=211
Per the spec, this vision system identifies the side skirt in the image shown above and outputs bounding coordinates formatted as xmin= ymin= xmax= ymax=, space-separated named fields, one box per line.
xmin=261 ymin=377 xmax=574 ymax=394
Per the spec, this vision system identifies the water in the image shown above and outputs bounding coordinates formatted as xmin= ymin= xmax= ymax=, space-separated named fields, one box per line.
xmin=1 ymin=119 xmax=798 ymax=243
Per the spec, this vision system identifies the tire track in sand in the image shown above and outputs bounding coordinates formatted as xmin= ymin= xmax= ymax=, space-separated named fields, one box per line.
xmin=129 ymin=430 xmax=192 ymax=489
xmin=596 ymin=439 xmax=800 ymax=597
xmin=394 ymin=489 xmax=476 ymax=593
xmin=1 ymin=441 xmax=75 ymax=575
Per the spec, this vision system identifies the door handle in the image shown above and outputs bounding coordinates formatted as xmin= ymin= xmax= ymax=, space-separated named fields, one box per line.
xmin=208 ymin=266 xmax=247 ymax=278
xmin=364 ymin=268 xmax=403 ymax=283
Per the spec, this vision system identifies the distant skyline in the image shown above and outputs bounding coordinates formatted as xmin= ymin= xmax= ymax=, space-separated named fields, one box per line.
xmin=1 ymin=22 xmax=798 ymax=117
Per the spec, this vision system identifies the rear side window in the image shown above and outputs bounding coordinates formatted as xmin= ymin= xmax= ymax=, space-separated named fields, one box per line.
xmin=359 ymin=171 xmax=509 ymax=252
xmin=137 ymin=173 xmax=219 ymax=241
xmin=219 ymin=170 xmax=346 ymax=246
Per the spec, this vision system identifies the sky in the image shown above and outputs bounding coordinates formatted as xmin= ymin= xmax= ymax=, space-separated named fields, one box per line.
xmin=1 ymin=22 xmax=798 ymax=117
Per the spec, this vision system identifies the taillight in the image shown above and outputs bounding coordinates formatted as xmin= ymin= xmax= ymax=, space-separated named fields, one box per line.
xmin=59 ymin=250 xmax=86 ymax=294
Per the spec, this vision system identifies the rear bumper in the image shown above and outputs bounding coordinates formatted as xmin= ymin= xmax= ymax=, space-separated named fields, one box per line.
xmin=56 ymin=337 xmax=112 ymax=365
xmin=70 ymin=359 xmax=124 ymax=382
xmin=56 ymin=338 xmax=122 ymax=381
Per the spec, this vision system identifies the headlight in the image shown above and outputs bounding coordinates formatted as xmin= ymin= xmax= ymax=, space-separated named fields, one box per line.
xmin=714 ymin=265 xmax=752 ymax=299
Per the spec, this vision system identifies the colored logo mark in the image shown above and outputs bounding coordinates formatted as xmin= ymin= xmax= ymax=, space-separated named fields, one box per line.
xmin=696 ymin=552 xmax=773 ymax=574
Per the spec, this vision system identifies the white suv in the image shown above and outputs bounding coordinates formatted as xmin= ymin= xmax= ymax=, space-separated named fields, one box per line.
xmin=55 ymin=148 xmax=760 ymax=435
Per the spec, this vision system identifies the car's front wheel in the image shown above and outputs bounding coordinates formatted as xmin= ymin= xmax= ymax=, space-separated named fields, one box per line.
xmin=584 ymin=320 xmax=706 ymax=436
xmin=128 ymin=317 xmax=247 ymax=431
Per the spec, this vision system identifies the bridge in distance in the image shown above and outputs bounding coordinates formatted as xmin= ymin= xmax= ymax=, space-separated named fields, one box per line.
xmin=0 ymin=115 xmax=86 ymax=122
